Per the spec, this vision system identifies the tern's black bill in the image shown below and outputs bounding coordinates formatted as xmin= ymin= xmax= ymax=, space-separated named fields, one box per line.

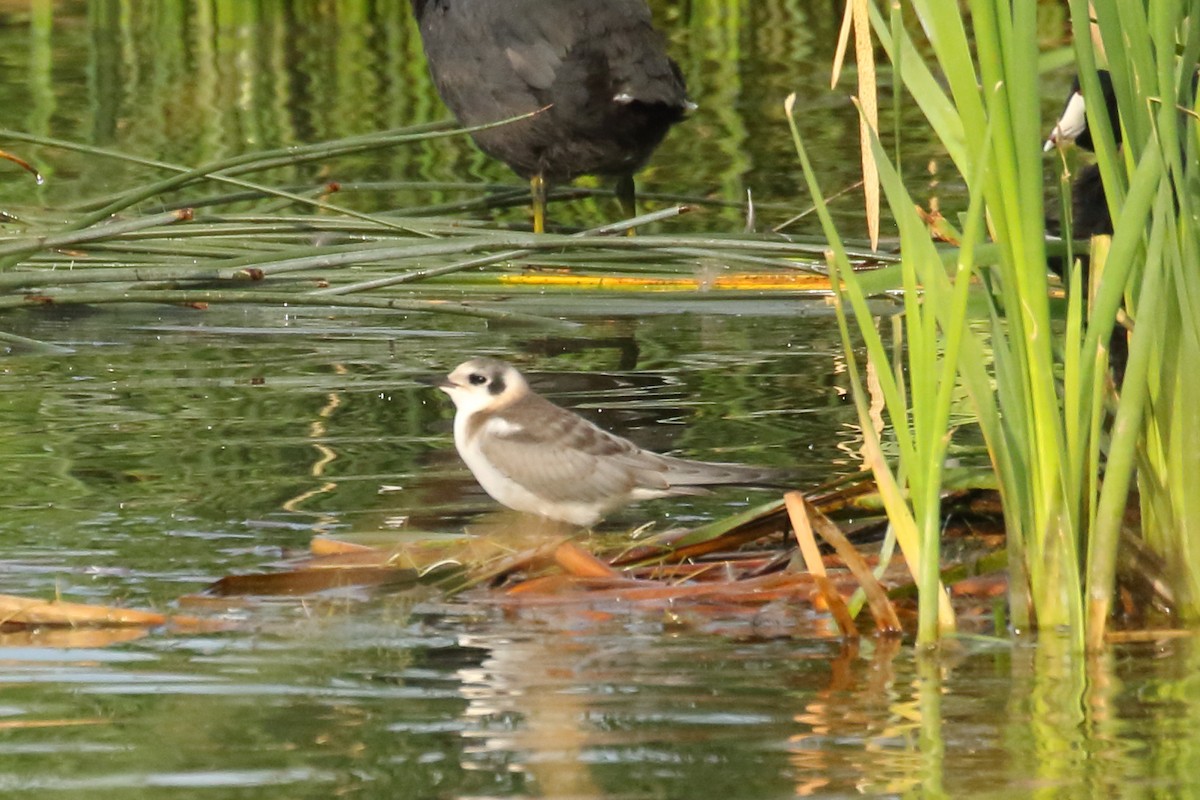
xmin=416 ymin=373 xmax=452 ymax=389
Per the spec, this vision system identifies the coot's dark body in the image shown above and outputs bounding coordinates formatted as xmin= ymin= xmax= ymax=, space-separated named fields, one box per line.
xmin=1046 ymin=71 xmax=1119 ymax=240
xmin=1047 ymin=68 xmax=1197 ymax=384
xmin=1069 ymin=163 xmax=1112 ymax=237
xmin=1048 ymin=69 xmax=1196 ymax=238
xmin=410 ymin=0 xmax=689 ymax=227
xmin=1045 ymin=71 xmax=1126 ymax=378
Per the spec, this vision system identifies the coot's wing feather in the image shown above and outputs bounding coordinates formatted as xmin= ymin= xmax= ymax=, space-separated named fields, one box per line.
xmin=586 ymin=0 xmax=688 ymax=107
xmin=413 ymin=0 xmax=687 ymax=180
xmin=558 ymin=0 xmax=687 ymax=110
xmin=482 ymin=0 xmax=686 ymax=110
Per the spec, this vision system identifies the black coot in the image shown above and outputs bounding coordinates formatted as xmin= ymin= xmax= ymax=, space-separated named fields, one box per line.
xmin=1046 ymin=68 xmax=1198 ymax=384
xmin=1045 ymin=68 xmax=1198 ymax=238
xmin=1045 ymin=70 xmax=1120 ymax=239
xmin=1044 ymin=71 xmax=1125 ymax=379
xmin=411 ymin=0 xmax=691 ymax=232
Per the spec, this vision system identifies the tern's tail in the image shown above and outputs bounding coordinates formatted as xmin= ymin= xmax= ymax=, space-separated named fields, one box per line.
xmin=659 ymin=456 xmax=796 ymax=491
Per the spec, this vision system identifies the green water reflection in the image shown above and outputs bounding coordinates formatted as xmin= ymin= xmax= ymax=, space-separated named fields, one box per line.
xmin=0 ymin=0 xmax=1019 ymax=235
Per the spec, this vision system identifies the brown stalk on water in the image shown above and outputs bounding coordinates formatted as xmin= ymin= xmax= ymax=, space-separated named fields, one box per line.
xmin=793 ymin=492 xmax=903 ymax=634
xmin=787 ymin=492 xmax=857 ymax=636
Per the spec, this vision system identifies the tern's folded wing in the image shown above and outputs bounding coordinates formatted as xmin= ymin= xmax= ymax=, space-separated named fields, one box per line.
xmin=475 ymin=398 xmax=670 ymax=505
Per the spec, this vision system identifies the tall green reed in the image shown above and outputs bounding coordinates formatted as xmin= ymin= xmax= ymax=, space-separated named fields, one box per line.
xmin=1080 ymin=0 xmax=1200 ymax=646
xmin=792 ymin=0 xmax=1198 ymax=648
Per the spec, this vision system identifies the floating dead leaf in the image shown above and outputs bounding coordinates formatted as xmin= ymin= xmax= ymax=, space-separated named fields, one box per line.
xmin=0 ymin=593 xmax=212 ymax=632
xmin=204 ymin=565 xmax=421 ymax=597
xmin=553 ymin=541 xmax=621 ymax=578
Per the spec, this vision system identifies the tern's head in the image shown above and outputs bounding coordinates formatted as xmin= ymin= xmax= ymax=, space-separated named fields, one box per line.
xmin=438 ymin=358 xmax=529 ymax=415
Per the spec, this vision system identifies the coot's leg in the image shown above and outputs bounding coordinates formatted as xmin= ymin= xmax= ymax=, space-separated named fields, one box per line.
xmin=615 ymin=173 xmax=637 ymax=236
xmin=530 ymin=174 xmax=548 ymax=233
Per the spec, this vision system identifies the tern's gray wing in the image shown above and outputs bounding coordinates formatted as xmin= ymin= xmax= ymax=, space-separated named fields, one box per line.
xmin=475 ymin=394 xmax=676 ymax=505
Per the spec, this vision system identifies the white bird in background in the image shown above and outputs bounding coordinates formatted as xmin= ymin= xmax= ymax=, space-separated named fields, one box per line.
xmin=435 ymin=357 xmax=790 ymax=526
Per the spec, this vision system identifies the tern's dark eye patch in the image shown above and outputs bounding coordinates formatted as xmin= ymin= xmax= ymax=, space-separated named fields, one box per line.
xmin=468 ymin=373 xmax=487 ymax=386
xmin=488 ymin=376 xmax=506 ymax=395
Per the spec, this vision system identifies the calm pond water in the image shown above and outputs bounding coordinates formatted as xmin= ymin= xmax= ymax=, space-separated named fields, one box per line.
xmin=1 ymin=2 xmax=1197 ymax=798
